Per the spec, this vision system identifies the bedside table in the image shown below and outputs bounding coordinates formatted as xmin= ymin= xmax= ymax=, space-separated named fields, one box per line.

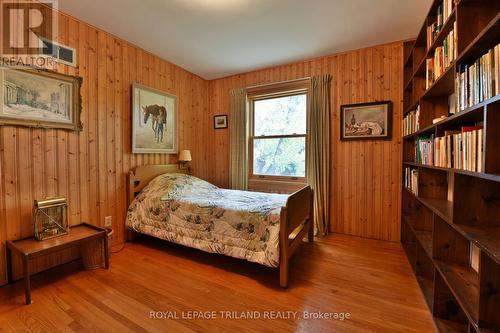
xmin=6 ymin=223 xmax=109 ymax=305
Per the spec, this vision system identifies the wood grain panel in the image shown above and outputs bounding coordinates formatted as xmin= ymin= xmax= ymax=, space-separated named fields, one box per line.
xmin=0 ymin=7 xmax=208 ymax=285
xmin=207 ymin=42 xmax=403 ymax=243
xmin=0 ymin=4 xmax=404 ymax=285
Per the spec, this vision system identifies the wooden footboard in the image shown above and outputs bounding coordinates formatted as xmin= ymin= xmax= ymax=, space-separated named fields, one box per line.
xmin=279 ymin=185 xmax=314 ymax=287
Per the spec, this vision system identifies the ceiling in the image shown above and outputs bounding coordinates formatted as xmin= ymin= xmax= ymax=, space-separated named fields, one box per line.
xmin=59 ymin=0 xmax=432 ymax=80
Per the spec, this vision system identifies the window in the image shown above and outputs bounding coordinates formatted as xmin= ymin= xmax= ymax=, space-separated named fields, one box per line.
xmin=249 ymin=87 xmax=308 ymax=181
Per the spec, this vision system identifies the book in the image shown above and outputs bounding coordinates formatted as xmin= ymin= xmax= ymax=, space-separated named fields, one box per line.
xmin=461 ymin=126 xmax=483 ymax=172
xmin=444 ymin=130 xmax=460 ymax=168
xmin=433 ymin=116 xmax=446 ymax=124
xmin=426 ymin=58 xmax=434 ymax=90
xmin=457 ymin=43 xmax=500 ymax=112
xmin=416 ymin=136 xmax=434 ymax=165
xmin=426 ymin=23 xmax=456 ymax=89
xmin=495 ymin=46 xmax=499 ymax=95
xmin=404 ymin=167 xmax=419 ymax=196
xmin=403 ymin=106 xmax=420 ymax=136
xmin=426 ymin=0 xmax=454 ymax=49
xmin=449 ymin=92 xmax=456 ymax=114
xmin=414 ymin=127 xmax=483 ymax=172
xmin=478 ymin=129 xmax=484 ymax=173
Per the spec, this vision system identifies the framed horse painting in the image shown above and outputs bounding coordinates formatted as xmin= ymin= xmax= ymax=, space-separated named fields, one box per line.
xmin=132 ymin=83 xmax=178 ymax=154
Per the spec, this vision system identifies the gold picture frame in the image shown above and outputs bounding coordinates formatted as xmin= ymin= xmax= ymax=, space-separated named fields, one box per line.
xmin=132 ymin=83 xmax=179 ymax=154
xmin=340 ymin=101 xmax=392 ymax=140
xmin=0 ymin=66 xmax=83 ymax=131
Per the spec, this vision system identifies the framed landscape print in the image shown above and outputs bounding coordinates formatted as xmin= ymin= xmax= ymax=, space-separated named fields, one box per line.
xmin=0 ymin=67 xmax=82 ymax=131
xmin=340 ymin=101 xmax=392 ymax=140
xmin=213 ymin=115 xmax=228 ymax=129
xmin=132 ymin=83 xmax=178 ymax=154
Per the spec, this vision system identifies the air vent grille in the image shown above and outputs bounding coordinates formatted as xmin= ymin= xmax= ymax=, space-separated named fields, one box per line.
xmin=41 ymin=39 xmax=77 ymax=67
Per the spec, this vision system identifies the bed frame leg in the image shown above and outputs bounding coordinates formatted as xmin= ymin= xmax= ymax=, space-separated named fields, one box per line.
xmin=308 ymin=189 xmax=315 ymax=242
xmin=308 ymin=220 xmax=314 ymax=242
xmin=280 ymin=258 xmax=289 ymax=288
xmin=126 ymin=229 xmax=138 ymax=241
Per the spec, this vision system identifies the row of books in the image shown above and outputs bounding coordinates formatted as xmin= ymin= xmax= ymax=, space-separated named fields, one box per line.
xmin=403 ymin=106 xmax=420 ymax=136
xmin=426 ymin=0 xmax=454 ymax=49
xmin=426 ymin=22 xmax=457 ymax=89
xmin=415 ymin=126 xmax=484 ymax=172
xmin=404 ymin=167 xmax=418 ymax=196
xmin=415 ymin=137 xmax=434 ymax=166
xmin=452 ymin=127 xmax=483 ymax=172
xmin=456 ymin=43 xmax=500 ymax=112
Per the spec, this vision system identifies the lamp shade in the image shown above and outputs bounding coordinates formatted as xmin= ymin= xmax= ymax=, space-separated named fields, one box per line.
xmin=179 ymin=150 xmax=192 ymax=162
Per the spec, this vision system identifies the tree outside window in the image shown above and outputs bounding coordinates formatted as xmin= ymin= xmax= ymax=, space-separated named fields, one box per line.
xmin=250 ymin=93 xmax=307 ymax=180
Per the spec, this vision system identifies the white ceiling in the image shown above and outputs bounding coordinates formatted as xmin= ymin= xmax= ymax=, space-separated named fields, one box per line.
xmin=59 ymin=0 xmax=432 ymax=80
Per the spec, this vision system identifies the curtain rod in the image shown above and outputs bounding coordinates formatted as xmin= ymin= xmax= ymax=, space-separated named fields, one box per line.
xmin=245 ymin=77 xmax=311 ymax=90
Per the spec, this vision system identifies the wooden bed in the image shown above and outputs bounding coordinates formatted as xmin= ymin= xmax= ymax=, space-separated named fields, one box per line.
xmin=126 ymin=164 xmax=314 ymax=287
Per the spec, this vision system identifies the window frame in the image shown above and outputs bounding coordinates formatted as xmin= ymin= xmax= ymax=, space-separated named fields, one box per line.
xmin=247 ymin=81 xmax=310 ymax=183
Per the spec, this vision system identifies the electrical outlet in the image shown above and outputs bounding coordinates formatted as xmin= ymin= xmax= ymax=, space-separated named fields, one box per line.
xmin=104 ymin=216 xmax=112 ymax=228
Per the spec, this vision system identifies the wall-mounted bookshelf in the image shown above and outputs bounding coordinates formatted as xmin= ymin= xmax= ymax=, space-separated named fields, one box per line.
xmin=402 ymin=0 xmax=500 ymax=332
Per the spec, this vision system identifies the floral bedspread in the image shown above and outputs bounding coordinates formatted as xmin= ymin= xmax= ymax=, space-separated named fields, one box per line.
xmin=125 ymin=174 xmax=288 ymax=267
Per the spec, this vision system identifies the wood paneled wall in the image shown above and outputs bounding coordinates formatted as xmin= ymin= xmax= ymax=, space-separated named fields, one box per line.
xmin=206 ymin=42 xmax=403 ymax=242
xmin=0 ymin=8 xmax=210 ymax=285
xmin=0 ymin=4 xmax=404 ymax=286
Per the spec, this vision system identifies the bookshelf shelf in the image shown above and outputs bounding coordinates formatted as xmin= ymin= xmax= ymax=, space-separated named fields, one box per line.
xmin=435 ymin=260 xmax=479 ymax=323
xmin=404 ymin=99 xmax=419 ymax=115
xmin=405 ymin=53 xmax=413 ymax=68
xmin=403 ymin=209 xmax=434 ymax=259
xmin=436 ymin=98 xmax=485 ymax=125
xmin=422 ymin=62 xmax=456 ymax=99
xmin=402 ymin=218 xmax=417 ymax=272
xmin=417 ymin=273 xmax=434 ymax=309
xmin=418 ymin=197 xmax=453 ymax=223
xmin=456 ymin=12 xmax=500 ymax=64
xmin=404 ymin=77 xmax=413 ymax=92
xmin=405 ymin=181 xmax=500 ymax=269
xmin=402 ymin=162 xmax=500 ymax=183
xmin=404 ymin=41 xmax=415 ymax=68
xmin=414 ymin=55 xmax=427 ymax=78
xmin=403 ymin=122 xmax=435 ymax=139
xmin=434 ymin=318 xmax=468 ymax=333
xmin=414 ymin=47 xmax=427 ymax=73
xmin=403 ymin=2 xmax=500 ymax=331
xmin=403 ymin=95 xmax=500 ymax=140
xmin=415 ymin=230 xmax=433 ymax=258
xmin=458 ymin=225 xmax=500 ymax=265
xmin=434 ymin=271 xmax=471 ymax=333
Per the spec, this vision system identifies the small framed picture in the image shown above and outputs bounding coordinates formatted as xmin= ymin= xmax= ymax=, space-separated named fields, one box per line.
xmin=340 ymin=101 xmax=392 ymax=140
xmin=213 ymin=115 xmax=228 ymax=129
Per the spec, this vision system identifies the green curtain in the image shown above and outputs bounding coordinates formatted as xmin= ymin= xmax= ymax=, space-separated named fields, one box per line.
xmin=230 ymin=88 xmax=248 ymax=190
xmin=307 ymin=75 xmax=332 ymax=236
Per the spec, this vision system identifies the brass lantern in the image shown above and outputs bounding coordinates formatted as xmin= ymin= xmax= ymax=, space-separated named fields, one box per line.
xmin=33 ymin=197 xmax=69 ymax=240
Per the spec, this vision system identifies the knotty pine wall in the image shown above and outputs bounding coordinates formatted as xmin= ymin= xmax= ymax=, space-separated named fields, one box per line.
xmin=206 ymin=42 xmax=403 ymax=242
xmin=0 ymin=5 xmax=404 ymax=285
xmin=0 ymin=10 xmax=210 ymax=284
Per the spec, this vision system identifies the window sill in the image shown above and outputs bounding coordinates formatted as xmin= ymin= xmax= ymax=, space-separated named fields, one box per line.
xmin=248 ymin=179 xmax=307 ymax=194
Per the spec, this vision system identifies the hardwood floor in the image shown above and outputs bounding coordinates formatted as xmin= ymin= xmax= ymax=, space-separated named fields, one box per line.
xmin=0 ymin=234 xmax=436 ymax=332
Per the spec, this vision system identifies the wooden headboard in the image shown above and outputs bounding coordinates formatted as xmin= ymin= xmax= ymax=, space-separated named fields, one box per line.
xmin=127 ymin=164 xmax=189 ymax=205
